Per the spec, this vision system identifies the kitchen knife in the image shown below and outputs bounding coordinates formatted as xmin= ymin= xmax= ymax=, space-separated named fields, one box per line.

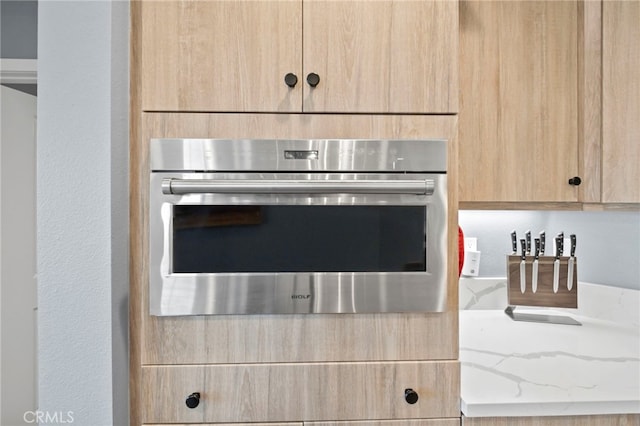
xmin=532 ymin=238 xmax=540 ymax=293
xmin=567 ymin=234 xmax=576 ymax=291
xmin=539 ymin=231 xmax=546 ymax=256
xmin=558 ymin=232 xmax=565 ymax=256
xmin=511 ymin=230 xmax=518 ymax=255
xmin=520 ymin=238 xmax=527 ymax=293
xmin=553 ymin=236 xmax=562 ymax=293
xmin=525 ymin=230 xmax=532 ymax=255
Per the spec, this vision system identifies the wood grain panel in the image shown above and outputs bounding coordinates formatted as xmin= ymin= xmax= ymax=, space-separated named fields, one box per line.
xmin=459 ymin=202 xmax=583 ymax=211
xmin=305 ymin=418 xmax=460 ymax=426
xmin=577 ymin=0 xmax=602 ymax=204
xmin=506 ymin=256 xmax=577 ymax=308
xmin=602 ymin=1 xmax=640 ymax=203
xmin=582 ymin=203 xmax=640 ymax=213
xmin=141 ymin=362 xmax=460 ymax=423
xmin=147 ymin=421 xmax=458 ymax=426
xmin=459 ymin=0 xmax=579 ymax=203
xmin=309 ymin=421 xmax=460 ymax=426
xmin=148 ymin=424 xmax=300 ymax=426
xmin=133 ymin=114 xmax=459 ymax=365
xmin=140 ymin=0 xmax=302 ymax=112
xmin=303 ymin=0 xmax=458 ymax=113
xmin=462 ymin=414 xmax=640 ymax=426
xmin=130 ymin=2 xmax=143 ymax=426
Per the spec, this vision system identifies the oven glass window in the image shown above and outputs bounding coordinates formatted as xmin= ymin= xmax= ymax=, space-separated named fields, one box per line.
xmin=172 ymin=205 xmax=426 ymax=273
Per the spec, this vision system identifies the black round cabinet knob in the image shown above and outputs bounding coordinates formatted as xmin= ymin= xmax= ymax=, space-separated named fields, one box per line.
xmin=568 ymin=176 xmax=582 ymax=186
xmin=284 ymin=73 xmax=298 ymax=88
xmin=404 ymin=388 xmax=419 ymax=404
xmin=306 ymin=72 xmax=320 ymax=87
xmin=185 ymin=392 xmax=200 ymax=409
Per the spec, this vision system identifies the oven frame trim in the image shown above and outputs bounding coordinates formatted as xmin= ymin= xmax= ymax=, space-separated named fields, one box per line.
xmin=148 ymin=139 xmax=448 ymax=316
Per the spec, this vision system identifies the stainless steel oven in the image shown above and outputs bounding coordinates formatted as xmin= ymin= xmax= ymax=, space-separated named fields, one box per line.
xmin=149 ymin=139 xmax=447 ymax=315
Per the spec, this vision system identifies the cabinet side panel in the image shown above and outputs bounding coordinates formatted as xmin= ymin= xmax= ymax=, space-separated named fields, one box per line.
xmin=602 ymin=1 xmax=640 ymax=203
xmin=129 ymin=2 xmax=143 ymax=426
xmin=577 ymin=0 xmax=602 ymax=203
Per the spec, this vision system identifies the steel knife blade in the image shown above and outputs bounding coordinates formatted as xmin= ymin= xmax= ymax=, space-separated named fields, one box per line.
xmin=520 ymin=238 xmax=527 ymax=293
xmin=553 ymin=236 xmax=562 ymax=293
xmin=511 ymin=230 xmax=518 ymax=255
xmin=532 ymin=238 xmax=540 ymax=293
xmin=567 ymin=234 xmax=576 ymax=291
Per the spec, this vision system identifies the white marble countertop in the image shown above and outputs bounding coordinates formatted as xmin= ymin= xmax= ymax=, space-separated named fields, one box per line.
xmin=459 ymin=279 xmax=640 ymax=418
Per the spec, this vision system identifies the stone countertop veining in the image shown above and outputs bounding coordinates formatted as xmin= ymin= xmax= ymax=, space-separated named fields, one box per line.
xmin=459 ymin=278 xmax=640 ymax=418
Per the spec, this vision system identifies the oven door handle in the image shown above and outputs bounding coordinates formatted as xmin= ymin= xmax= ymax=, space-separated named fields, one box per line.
xmin=162 ymin=178 xmax=435 ymax=195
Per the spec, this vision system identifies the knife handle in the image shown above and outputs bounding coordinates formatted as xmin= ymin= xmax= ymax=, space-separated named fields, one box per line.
xmin=570 ymin=234 xmax=577 ymax=257
xmin=520 ymin=239 xmax=527 ymax=260
xmin=540 ymin=231 xmax=546 ymax=255
xmin=534 ymin=238 xmax=540 ymax=260
xmin=511 ymin=231 xmax=518 ymax=254
xmin=525 ymin=230 xmax=531 ymax=254
xmin=557 ymin=233 xmax=564 ymax=255
xmin=555 ymin=236 xmax=563 ymax=259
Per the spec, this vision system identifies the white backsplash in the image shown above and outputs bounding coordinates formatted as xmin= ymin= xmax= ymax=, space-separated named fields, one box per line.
xmin=460 ymin=277 xmax=640 ymax=327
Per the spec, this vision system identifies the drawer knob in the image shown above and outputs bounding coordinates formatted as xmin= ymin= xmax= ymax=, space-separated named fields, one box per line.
xmin=568 ymin=176 xmax=582 ymax=186
xmin=185 ymin=392 xmax=200 ymax=409
xmin=404 ymin=388 xmax=419 ymax=404
xmin=284 ymin=73 xmax=298 ymax=88
xmin=306 ymin=72 xmax=320 ymax=88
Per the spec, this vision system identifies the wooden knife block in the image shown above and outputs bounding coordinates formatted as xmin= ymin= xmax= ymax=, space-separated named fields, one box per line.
xmin=507 ymin=255 xmax=578 ymax=308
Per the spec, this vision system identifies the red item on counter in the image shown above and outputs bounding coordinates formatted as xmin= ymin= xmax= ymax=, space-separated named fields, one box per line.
xmin=458 ymin=226 xmax=464 ymax=277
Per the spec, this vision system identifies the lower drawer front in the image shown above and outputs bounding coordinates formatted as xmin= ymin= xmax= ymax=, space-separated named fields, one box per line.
xmin=146 ymin=421 xmax=460 ymax=426
xmin=309 ymin=421 xmax=461 ymax=426
xmin=142 ymin=362 xmax=460 ymax=423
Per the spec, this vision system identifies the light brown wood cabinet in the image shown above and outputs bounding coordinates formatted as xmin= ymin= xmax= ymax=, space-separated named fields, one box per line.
xmin=307 ymin=421 xmax=461 ymax=426
xmin=140 ymin=0 xmax=458 ymax=114
xmin=131 ymin=2 xmax=461 ymax=426
xmin=128 ymin=112 xmax=461 ymax=426
xmin=148 ymin=421 xmax=460 ymax=426
xmin=459 ymin=0 xmax=639 ymax=208
xmin=602 ymin=0 xmax=640 ymax=203
xmin=459 ymin=0 xmax=581 ymax=204
xmin=141 ymin=362 xmax=459 ymax=423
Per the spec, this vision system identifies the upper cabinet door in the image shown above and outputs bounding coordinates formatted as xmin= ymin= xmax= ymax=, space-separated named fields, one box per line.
xmin=139 ymin=0 xmax=457 ymax=114
xmin=602 ymin=1 xmax=640 ymax=203
xmin=459 ymin=1 xmax=579 ymax=203
xmin=140 ymin=1 xmax=302 ymax=112
xmin=302 ymin=0 xmax=458 ymax=114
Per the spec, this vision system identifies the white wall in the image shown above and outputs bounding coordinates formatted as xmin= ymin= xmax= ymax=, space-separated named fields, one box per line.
xmin=37 ymin=1 xmax=129 ymax=425
xmin=1 ymin=85 xmax=37 ymax=425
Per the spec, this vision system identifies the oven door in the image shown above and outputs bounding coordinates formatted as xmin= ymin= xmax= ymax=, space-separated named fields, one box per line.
xmin=149 ymin=172 xmax=447 ymax=315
